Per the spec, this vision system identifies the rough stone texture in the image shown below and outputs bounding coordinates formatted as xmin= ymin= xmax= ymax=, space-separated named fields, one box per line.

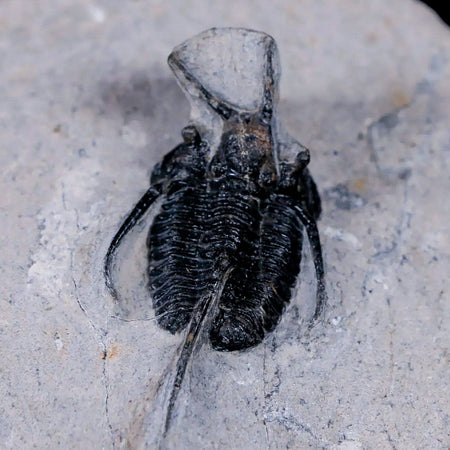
xmin=1 ymin=1 xmax=449 ymax=449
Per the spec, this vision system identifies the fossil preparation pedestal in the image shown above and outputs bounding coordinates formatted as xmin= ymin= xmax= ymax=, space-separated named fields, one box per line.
xmin=1 ymin=1 xmax=449 ymax=449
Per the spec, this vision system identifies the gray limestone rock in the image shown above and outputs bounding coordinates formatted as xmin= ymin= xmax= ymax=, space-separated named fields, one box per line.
xmin=0 ymin=1 xmax=449 ymax=449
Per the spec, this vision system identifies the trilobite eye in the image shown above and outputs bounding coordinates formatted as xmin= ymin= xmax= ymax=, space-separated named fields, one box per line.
xmin=295 ymin=149 xmax=310 ymax=168
xmin=181 ymin=125 xmax=201 ymax=145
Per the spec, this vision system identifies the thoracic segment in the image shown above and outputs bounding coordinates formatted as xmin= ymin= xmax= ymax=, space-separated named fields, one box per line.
xmin=207 ymin=183 xmax=264 ymax=351
xmin=258 ymin=194 xmax=304 ymax=332
xmin=207 ymin=189 xmax=304 ymax=351
xmin=147 ymin=138 xmax=309 ymax=351
xmin=148 ymin=182 xmax=211 ymax=333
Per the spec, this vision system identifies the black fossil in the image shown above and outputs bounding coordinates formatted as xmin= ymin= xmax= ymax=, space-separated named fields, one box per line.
xmin=104 ymin=28 xmax=326 ymax=436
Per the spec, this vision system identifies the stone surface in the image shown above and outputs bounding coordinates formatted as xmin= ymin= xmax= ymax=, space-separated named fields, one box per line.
xmin=1 ymin=1 xmax=449 ymax=449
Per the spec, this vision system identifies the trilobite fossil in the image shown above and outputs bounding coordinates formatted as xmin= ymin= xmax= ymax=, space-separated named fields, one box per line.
xmin=104 ymin=27 xmax=326 ymax=436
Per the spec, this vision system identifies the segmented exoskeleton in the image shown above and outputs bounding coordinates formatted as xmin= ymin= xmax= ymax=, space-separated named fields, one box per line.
xmin=104 ymin=28 xmax=326 ymax=438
